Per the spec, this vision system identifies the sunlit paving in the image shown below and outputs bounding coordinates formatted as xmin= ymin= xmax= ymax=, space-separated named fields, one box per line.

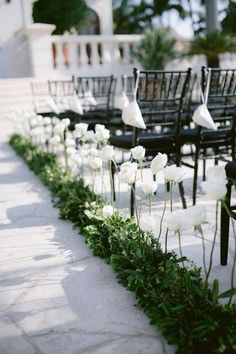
xmin=0 ymin=0 xmax=236 ymax=353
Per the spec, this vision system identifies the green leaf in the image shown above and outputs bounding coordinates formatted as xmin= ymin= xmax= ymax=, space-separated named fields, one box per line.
xmin=218 ymin=287 xmax=236 ymax=299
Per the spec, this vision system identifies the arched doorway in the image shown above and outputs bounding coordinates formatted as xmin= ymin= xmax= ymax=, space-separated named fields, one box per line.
xmin=78 ymin=8 xmax=100 ymax=35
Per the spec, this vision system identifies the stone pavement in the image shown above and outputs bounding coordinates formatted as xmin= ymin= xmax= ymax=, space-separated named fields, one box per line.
xmin=0 ymin=120 xmax=175 ymax=353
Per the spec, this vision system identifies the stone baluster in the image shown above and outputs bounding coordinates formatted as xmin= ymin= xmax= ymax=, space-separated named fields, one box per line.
xmin=122 ymin=42 xmax=131 ymax=64
xmin=79 ymin=42 xmax=88 ymax=67
xmin=68 ymin=40 xmax=79 ymax=71
xmin=54 ymin=41 xmax=65 ymax=71
xmin=91 ymin=41 xmax=100 ymax=67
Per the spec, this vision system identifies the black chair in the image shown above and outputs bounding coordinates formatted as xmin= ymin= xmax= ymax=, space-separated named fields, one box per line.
xmin=74 ymin=75 xmax=117 ymax=129
xmin=31 ymin=81 xmax=55 ymax=117
xmin=110 ymin=67 xmax=192 ymax=213
xmin=220 ymin=161 xmax=236 ymax=265
xmin=181 ymin=67 xmax=236 ymax=205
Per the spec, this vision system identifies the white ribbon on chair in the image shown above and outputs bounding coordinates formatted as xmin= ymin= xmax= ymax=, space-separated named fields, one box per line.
xmin=122 ymin=70 xmax=146 ymax=130
xmin=117 ymin=75 xmax=129 ymax=110
xmin=192 ymin=68 xmax=217 ymax=131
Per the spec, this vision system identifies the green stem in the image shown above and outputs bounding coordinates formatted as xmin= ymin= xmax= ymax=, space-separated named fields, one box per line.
xmin=177 ymin=230 xmax=185 ymax=267
xmin=170 ymin=181 xmax=173 ymax=212
xmin=228 ymin=217 xmax=236 ymax=305
xmin=158 ymin=182 xmax=167 ymax=242
xmin=206 ymin=200 xmax=219 ymax=284
xmin=109 ymin=160 xmax=114 ymax=207
xmin=165 ymin=228 xmax=169 ymax=253
xmin=199 ymin=225 xmax=207 ymax=278
xmin=148 ymin=194 xmax=152 ymax=215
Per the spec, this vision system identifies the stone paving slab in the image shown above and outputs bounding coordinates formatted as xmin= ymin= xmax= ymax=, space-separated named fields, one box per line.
xmin=0 ymin=120 xmax=174 ymax=353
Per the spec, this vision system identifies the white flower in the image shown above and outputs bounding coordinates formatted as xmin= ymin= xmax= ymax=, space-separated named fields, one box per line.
xmin=119 ymin=161 xmax=137 ymax=184
xmin=49 ymin=135 xmax=61 ymax=145
xmin=52 ymin=117 xmax=61 ymax=125
xmin=206 ymin=166 xmax=226 ymax=182
xmin=95 ymin=128 xmax=110 ymax=144
xmin=185 ymin=205 xmax=207 ymax=227
xmin=165 ymin=210 xmax=188 ymax=232
xmin=80 ymin=148 xmax=89 ymax=158
xmin=89 ymin=157 xmax=103 ymax=170
xmin=66 ymin=147 xmax=76 ymax=156
xmin=43 ymin=117 xmax=52 ymax=125
xmin=70 ymin=152 xmax=82 ymax=166
xmin=95 ymin=124 xmax=106 ymax=133
xmin=201 ymin=180 xmax=226 ymax=200
xmin=55 ymin=143 xmax=65 ymax=153
xmin=61 ymin=118 xmax=70 ymax=127
xmin=83 ymin=130 xmax=96 ymax=143
xmin=30 ymin=117 xmax=38 ymax=127
xmin=163 ymin=165 xmax=185 ymax=183
xmin=100 ymin=145 xmax=115 ymax=161
xmin=141 ymin=180 xmax=158 ymax=195
xmin=74 ymin=123 xmax=88 ymax=138
xmin=65 ymin=138 xmax=76 ymax=148
xmin=54 ymin=123 xmax=65 ymax=136
xmin=45 ymin=125 xmax=53 ymax=134
xmin=130 ymin=145 xmax=145 ymax=162
xmin=102 ymin=205 xmax=114 ymax=218
xmin=88 ymin=148 xmax=99 ymax=157
xmin=150 ymin=153 xmax=168 ymax=174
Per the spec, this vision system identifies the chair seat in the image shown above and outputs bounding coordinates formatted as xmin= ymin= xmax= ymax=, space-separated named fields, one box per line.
xmin=110 ymin=132 xmax=175 ymax=151
xmin=225 ymin=161 xmax=236 ymax=180
xmin=181 ymin=127 xmax=232 ymax=144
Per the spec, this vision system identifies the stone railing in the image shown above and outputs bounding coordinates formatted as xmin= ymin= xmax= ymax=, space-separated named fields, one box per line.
xmin=50 ymin=34 xmax=143 ymax=77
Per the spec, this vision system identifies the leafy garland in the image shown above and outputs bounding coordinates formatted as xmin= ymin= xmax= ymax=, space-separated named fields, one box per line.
xmin=9 ymin=134 xmax=236 ymax=354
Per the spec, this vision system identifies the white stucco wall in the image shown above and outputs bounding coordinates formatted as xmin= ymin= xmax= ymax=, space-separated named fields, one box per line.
xmin=0 ymin=0 xmax=32 ymax=45
xmin=85 ymin=0 xmax=113 ymax=35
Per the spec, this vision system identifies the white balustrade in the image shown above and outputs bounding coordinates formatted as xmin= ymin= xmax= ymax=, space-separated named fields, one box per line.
xmin=50 ymin=34 xmax=143 ymax=77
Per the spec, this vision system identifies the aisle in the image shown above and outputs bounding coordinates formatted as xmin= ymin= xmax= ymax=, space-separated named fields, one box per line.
xmin=0 ymin=122 xmax=174 ymax=353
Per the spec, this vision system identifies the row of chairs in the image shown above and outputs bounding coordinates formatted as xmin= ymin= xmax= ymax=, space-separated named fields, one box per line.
xmin=31 ymin=68 xmax=236 ymax=208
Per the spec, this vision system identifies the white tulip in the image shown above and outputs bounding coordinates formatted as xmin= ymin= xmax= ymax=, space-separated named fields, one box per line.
xmin=89 ymin=157 xmax=103 ymax=170
xmin=130 ymin=145 xmax=145 ymax=162
xmin=54 ymin=123 xmax=65 ymax=136
xmin=165 ymin=210 xmax=188 ymax=232
xmin=65 ymin=138 xmax=76 ymax=147
xmin=201 ymin=180 xmax=226 ymax=200
xmin=102 ymin=205 xmax=114 ymax=218
xmin=119 ymin=161 xmax=137 ymax=184
xmin=56 ymin=143 xmax=65 ymax=153
xmin=30 ymin=118 xmax=38 ymax=127
xmin=150 ymin=153 xmax=168 ymax=174
xmin=49 ymin=135 xmax=61 ymax=145
xmin=74 ymin=123 xmax=88 ymax=138
xmin=163 ymin=165 xmax=185 ymax=183
xmin=52 ymin=117 xmax=60 ymax=125
xmin=45 ymin=125 xmax=53 ymax=134
xmin=43 ymin=117 xmax=52 ymax=125
xmin=185 ymin=205 xmax=207 ymax=227
xmin=100 ymin=145 xmax=115 ymax=161
xmin=95 ymin=128 xmax=110 ymax=144
xmin=66 ymin=147 xmax=76 ymax=156
xmin=141 ymin=180 xmax=158 ymax=194
xmin=88 ymin=148 xmax=99 ymax=157
xmin=61 ymin=118 xmax=70 ymax=127
xmin=95 ymin=124 xmax=106 ymax=133
xmin=71 ymin=153 xmax=82 ymax=166
xmin=83 ymin=130 xmax=96 ymax=143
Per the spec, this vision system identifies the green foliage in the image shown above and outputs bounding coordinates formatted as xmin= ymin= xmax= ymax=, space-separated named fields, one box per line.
xmin=133 ymin=29 xmax=176 ymax=69
xmin=10 ymin=133 xmax=236 ymax=354
xmin=189 ymin=31 xmax=236 ymax=57
xmin=112 ymin=0 xmax=186 ymax=34
xmin=32 ymin=0 xmax=89 ymax=34
xmin=222 ymin=1 xmax=236 ymax=34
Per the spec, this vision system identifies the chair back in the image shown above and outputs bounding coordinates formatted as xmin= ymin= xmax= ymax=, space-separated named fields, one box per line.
xmin=75 ymin=75 xmax=116 ymax=112
xmin=48 ymin=80 xmax=75 ymax=98
xmin=31 ymin=81 xmax=50 ymax=114
xmin=133 ymin=67 xmax=192 ymax=153
xmin=200 ymin=67 xmax=236 ymax=151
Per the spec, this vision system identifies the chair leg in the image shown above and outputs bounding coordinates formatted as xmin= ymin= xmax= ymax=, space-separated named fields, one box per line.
xmin=220 ymin=181 xmax=232 ymax=265
xmin=193 ymin=147 xmax=199 ymax=205
xmin=130 ymin=182 xmax=135 ymax=217
xmin=203 ymin=158 xmax=206 ymax=181
xmin=178 ymin=181 xmax=187 ymax=209
xmin=111 ymin=161 xmax=116 ymax=202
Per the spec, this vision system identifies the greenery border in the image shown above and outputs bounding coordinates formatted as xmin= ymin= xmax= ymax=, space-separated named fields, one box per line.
xmin=9 ymin=134 xmax=236 ymax=354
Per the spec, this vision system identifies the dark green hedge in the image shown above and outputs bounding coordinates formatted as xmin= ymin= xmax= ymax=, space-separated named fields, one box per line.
xmin=9 ymin=134 xmax=236 ymax=354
